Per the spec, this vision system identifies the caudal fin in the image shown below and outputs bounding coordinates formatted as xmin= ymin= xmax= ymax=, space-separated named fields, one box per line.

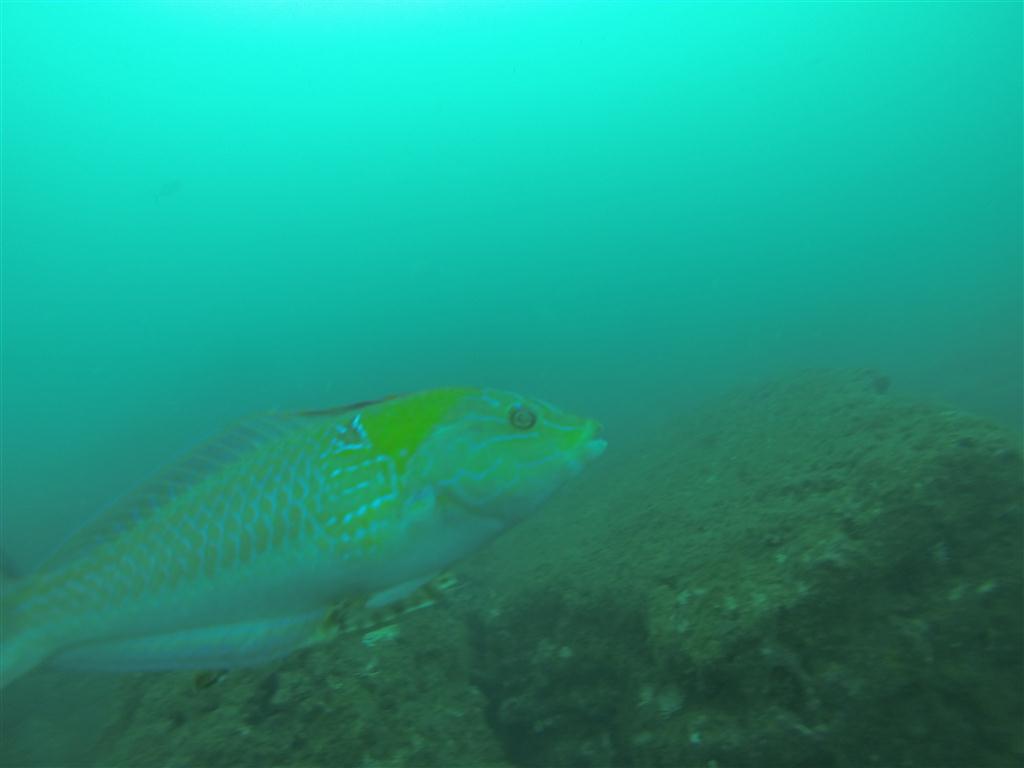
xmin=0 ymin=628 xmax=51 ymax=688
xmin=0 ymin=549 xmax=20 ymax=581
xmin=1 ymin=566 xmax=52 ymax=688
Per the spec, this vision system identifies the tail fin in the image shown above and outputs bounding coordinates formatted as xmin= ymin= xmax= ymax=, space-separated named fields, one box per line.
xmin=0 ymin=549 xmax=20 ymax=581
xmin=1 ymin=625 xmax=51 ymax=688
xmin=1 ymin=559 xmax=50 ymax=688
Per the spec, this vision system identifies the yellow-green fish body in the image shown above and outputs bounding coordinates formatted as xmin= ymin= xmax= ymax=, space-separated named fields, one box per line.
xmin=1 ymin=388 xmax=605 ymax=686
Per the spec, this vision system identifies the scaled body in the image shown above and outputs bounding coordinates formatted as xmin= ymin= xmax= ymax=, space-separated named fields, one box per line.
xmin=1 ymin=388 xmax=606 ymax=686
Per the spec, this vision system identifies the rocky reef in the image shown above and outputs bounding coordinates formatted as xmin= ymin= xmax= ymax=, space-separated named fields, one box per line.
xmin=3 ymin=370 xmax=1021 ymax=767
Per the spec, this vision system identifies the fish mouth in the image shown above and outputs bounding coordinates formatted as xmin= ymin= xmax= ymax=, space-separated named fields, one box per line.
xmin=578 ymin=419 xmax=607 ymax=464
xmin=582 ymin=438 xmax=607 ymax=463
xmin=566 ymin=434 xmax=606 ymax=478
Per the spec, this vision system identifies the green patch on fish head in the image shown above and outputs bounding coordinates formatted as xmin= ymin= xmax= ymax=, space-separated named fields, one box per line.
xmin=407 ymin=389 xmax=606 ymax=523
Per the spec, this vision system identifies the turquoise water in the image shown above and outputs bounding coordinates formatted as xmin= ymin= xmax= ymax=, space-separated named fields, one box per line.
xmin=4 ymin=1 xmax=1019 ymax=567
xmin=0 ymin=3 xmax=1021 ymax=759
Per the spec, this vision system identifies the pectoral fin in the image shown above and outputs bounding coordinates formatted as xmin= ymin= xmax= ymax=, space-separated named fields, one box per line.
xmin=320 ymin=572 xmax=459 ymax=639
xmin=366 ymin=575 xmax=436 ymax=609
xmin=401 ymin=486 xmax=437 ymax=523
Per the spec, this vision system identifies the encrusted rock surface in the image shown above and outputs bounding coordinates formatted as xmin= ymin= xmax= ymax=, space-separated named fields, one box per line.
xmin=466 ymin=370 xmax=1022 ymax=767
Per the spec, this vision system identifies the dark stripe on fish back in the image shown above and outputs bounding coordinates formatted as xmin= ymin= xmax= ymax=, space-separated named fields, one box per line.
xmin=298 ymin=395 xmax=400 ymax=418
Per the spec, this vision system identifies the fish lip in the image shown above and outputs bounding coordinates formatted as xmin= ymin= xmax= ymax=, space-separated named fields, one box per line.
xmin=566 ymin=437 xmax=606 ymax=477
xmin=581 ymin=438 xmax=607 ymax=463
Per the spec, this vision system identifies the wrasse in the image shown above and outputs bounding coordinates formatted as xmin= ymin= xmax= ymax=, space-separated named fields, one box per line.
xmin=1 ymin=388 xmax=606 ymax=687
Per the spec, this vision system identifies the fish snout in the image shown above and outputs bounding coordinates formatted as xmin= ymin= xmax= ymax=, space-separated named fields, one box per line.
xmin=580 ymin=419 xmax=607 ymax=463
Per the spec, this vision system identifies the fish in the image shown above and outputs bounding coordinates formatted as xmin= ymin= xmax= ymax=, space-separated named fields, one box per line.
xmin=0 ymin=387 xmax=606 ymax=687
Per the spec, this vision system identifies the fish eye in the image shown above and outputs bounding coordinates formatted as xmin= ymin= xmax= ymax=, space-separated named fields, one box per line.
xmin=508 ymin=405 xmax=537 ymax=430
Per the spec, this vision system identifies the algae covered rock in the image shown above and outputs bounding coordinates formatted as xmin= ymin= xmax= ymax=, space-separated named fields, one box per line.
xmin=464 ymin=369 xmax=1022 ymax=767
xmin=84 ymin=607 xmax=510 ymax=767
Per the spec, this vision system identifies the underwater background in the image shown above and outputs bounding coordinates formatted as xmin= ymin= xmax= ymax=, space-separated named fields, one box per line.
xmin=1 ymin=2 xmax=1021 ymax=767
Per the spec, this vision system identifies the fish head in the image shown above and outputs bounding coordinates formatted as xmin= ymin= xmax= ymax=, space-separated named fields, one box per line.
xmin=414 ymin=389 xmax=607 ymax=523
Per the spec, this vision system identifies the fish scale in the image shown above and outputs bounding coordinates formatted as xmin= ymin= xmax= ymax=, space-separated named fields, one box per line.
xmin=1 ymin=387 xmax=606 ymax=686
xmin=11 ymin=393 xmax=466 ymax=631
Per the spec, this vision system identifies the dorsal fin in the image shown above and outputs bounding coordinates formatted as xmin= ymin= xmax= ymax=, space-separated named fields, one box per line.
xmin=296 ymin=394 xmax=398 ymax=419
xmin=38 ymin=414 xmax=304 ymax=571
